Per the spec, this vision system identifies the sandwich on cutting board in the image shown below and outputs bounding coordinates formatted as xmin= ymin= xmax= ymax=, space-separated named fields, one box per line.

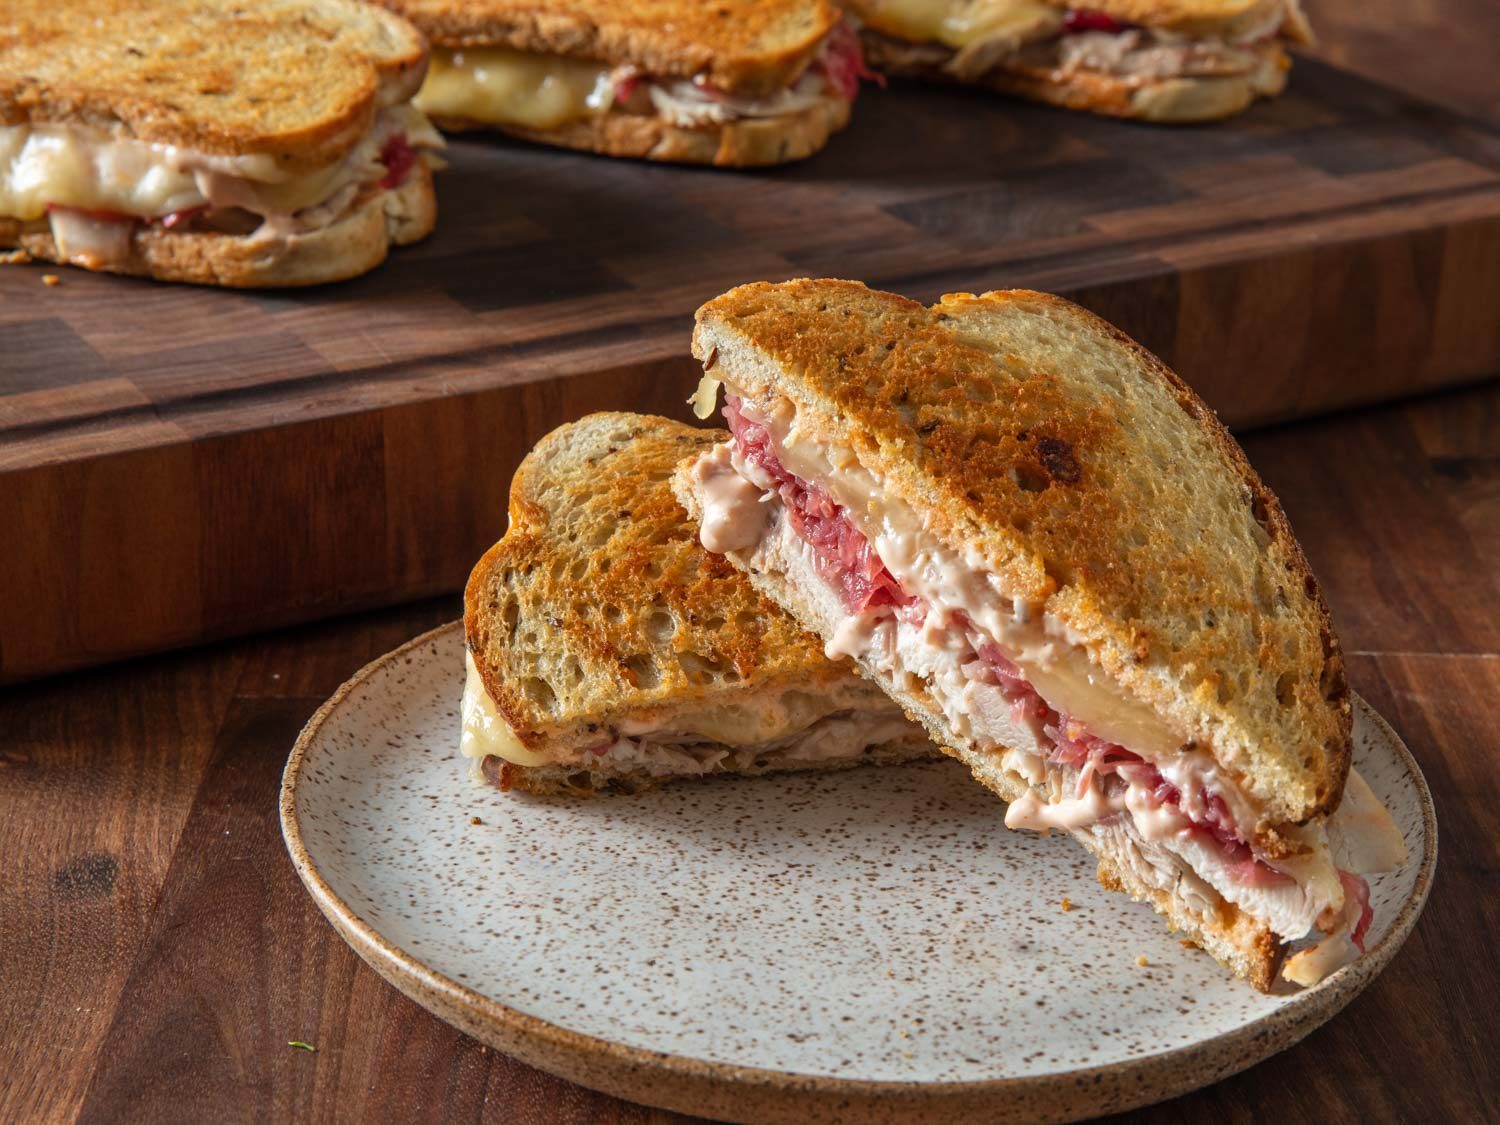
xmin=0 ymin=0 xmax=444 ymax=286
xmin=462 ymin=412 xmax=936 ymax=796
xmin=676 ymin=278 xmax=1407 ymax=989
xmin=378 ymin=0 xmax=872 ymax=165
xmin=840 ymin=0 xmax=1312 ymax=121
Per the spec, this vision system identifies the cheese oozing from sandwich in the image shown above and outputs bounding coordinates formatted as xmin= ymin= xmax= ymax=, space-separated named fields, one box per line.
xmin=0 ymin=104 xmax=443 ymax=267
xmin=461 ymin=652 xmax=920 ymax=781
xmin=686 ymin=375 xmax=1404 ymax=985
xmin=414 ymin=22 xmax=865 ymax=133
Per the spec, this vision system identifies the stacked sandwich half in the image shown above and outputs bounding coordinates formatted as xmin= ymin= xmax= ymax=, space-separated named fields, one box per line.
xmin=464 ymin=279 xmax=1406 ymax=992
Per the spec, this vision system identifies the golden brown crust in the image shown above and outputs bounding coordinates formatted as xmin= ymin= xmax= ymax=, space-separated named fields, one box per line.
xmin=378 ymin=0 xmax=841 ymax=97
xmin=462 ymin=413 xmax=895 ymax=752
xmin=859 ymin=27 xmax=1290 ymax=123
xmin=690 ymin=280 xmax=1351 ymax=828
xmin=0 ymin=164 xmax=436 ymax=287
xmin=432 ymin=93 xmax=850 ymax=166
xmin=0 ymin=0 xmax=428 ymax=173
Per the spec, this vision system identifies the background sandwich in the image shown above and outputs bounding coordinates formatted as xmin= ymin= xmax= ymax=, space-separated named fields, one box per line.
xmin=380 ymin=0 xmax=872 ymax=165
xmin=841 ymin=0 xmax=1312 ymax=121
xmin=463 ymin=411 xmax=935 ymax=796
xmin=677 ymin=279 xmax=1405 ymax=989
xmin=0 ymin=0 xmax=443 ymax=286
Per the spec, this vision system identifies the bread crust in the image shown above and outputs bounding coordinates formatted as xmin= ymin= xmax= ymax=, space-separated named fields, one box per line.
xmin=0 ymin=163 xmax=436 ymax=287
xmin=432 ymin=94 xmax=850 ymax=166
xmin=0 ymin=0 xmax=428 ymax=173
xmin=689 ymin=280 xmax=1351 ymax=829
xmin=379 ymin=0 xmax=842 ymax=97
xmin=860 ymin=28 xmax=1290 ymax=122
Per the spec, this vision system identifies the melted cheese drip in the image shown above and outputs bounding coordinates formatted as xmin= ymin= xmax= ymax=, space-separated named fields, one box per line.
xmin=417 ymin=47 xmax=616 ymax=130
xmin=462 ymin=653 xmax=551 ymax=768
xmin=864 ymin=0 xmax=1063 ymax=47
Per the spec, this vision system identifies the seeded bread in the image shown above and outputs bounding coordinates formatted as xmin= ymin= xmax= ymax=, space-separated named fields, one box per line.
xmin=685 ymin=280 xmax=1351 ymax=835
xmin=463 ymin=412 xmax=934 ymax=795
xmin=0 ymin=0 xmax=429 ymax=174
xmin=432 ymin=93 xmax=850 ymax=166
xmin=0 ymin=163 xmax=435 ymax=287
xmin=380 ymin=0 xmax=842 ymax=97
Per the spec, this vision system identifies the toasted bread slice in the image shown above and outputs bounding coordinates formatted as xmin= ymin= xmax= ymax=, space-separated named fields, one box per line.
xmin=1 ymin=0 xmax=428 ymax=174
xmin=380 ymin=0 xmax=842 ymax=97
xmin=844 ymin=0 xmax=1309 ymax=44
xmin=431 ymin=94 xmax=850 ymax=167
xmin=463 ymin=412 xmax=934 ymax=797
xmin=0 ymin=162 xmax=435 ymax=288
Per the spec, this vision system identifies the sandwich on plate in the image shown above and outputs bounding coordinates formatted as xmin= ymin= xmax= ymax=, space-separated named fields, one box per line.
xmin=462 ymin=412 xmax=935 ymax=796
xmin=840 ymin=0 xmax=1312 ymax=121
xmin=380 ymin=0 xmax=872 ymax=165
xmin=677 ymin=278 xmax=1406 ymax=989
xmin=0 ymin=0 xmax=444 ymax=286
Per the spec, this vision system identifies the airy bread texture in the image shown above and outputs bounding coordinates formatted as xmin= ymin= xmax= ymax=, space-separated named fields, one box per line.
xmin=432 ymin=94 xmax=850 ymax=166
xmin=0 ymin=164 xmax=436 ymax=287
xmin=380 ymin=0 xmax=841 ymax=97
xmin=861 ymin=31 xmax=1288 ymax=123
xmin=464 ymin=412 xmax=934 ymax=795
xmin=688 ymin=280 xmax=1351 ymax=834
xmin=0 ymin=0 xmax=428 ymax=173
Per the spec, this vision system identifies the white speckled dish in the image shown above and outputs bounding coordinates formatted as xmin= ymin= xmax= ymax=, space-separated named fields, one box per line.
xmin=281 ymin=622 xmax=1435 ymax=1124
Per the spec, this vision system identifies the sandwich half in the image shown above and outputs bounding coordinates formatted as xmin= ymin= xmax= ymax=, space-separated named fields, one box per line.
xmin=462 ymin=411 xmax=935 ymax=796
xmin=0 ymin=0 xmax=444 ymax=286
xmin=841 ymin=0 xmax=1312 ymax=121
xmin=381 ymin=0 xmax=872 ymax=165
xmin=676 ymin=279 xmax=1406 ymax=989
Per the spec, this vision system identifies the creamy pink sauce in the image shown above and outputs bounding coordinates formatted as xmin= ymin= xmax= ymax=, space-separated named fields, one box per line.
xmin=723 ymin=395 xmax=1374 ymax=931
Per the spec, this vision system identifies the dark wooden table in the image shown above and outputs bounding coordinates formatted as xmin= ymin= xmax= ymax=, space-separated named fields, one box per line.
xmin=7 ymin=4 xmax=1500 ymax=1121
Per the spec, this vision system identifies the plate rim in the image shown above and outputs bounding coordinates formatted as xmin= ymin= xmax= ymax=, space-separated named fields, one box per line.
xmin=280 ymin=620 xmax=1438 ymax=1124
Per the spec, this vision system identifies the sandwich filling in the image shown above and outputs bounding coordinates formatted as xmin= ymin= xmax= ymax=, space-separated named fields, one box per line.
xmin=415 ymin=21 xmax=875 ymax=133
xmin=687 ymin=376 xmax=1404 ymax=986
xmin=858 ymin=0 xmax=1308 ymax=91
xmin=0 ymin=105 xmax=443 ymax=269
xmin=461 ymin=652 xmax=919 ymax=782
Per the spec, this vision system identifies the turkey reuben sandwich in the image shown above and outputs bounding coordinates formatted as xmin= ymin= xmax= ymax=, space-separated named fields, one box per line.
xmin=842 ymin=0 xmax=1311 ymax=121
xmin=676 ymin=279 xmax=1405 ymax=989
xmin=462 ymin=413 xmax=934 ymax=797
xmin=383 ymin=0 xmax=872 ymax=165
xmin=1 ymin=0 xmax=442 ymax=286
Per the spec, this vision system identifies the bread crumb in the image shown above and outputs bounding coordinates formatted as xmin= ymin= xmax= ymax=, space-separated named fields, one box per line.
xmin=1137 ymin=955 xmax=1150 ymax=967
xmin=1061 ymin=897 xmax=1073 ymax=912
xmin=1179 ymin=940 xmax=1197 ymax=949
xmin=42 ymin=273 xmax=60 ymax=287
xmin=470 ymin=816 xmax=483 ymax=826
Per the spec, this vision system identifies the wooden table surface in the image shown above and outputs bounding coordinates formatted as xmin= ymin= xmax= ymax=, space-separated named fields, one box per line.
xmin=7 ymin=4 xmax=1500 ymax=1122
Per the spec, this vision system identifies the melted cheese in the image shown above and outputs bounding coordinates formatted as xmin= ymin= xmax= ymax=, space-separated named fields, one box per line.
xmin=864 ymin=0 xmax=1063 ymax=48
xmin=417 ymin=47 xmax=615 ymax=130
xmin=461 ymin=653 xmax=551 ymax=768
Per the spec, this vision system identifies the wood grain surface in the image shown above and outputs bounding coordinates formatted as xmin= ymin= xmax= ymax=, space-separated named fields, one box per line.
xmin=5 ymin=48 xmax=1500 ymax=684
xmin=4 ymin=378 xmax=1496 ymax=1124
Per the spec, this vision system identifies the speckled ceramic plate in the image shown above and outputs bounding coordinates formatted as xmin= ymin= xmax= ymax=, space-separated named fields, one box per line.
xmin=281 ymin=622 xmax=1435 ymax=1124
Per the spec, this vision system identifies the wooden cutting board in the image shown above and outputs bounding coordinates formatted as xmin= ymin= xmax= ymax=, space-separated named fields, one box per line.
xmin=4 ymin=58 xmax=1500 ymax=683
